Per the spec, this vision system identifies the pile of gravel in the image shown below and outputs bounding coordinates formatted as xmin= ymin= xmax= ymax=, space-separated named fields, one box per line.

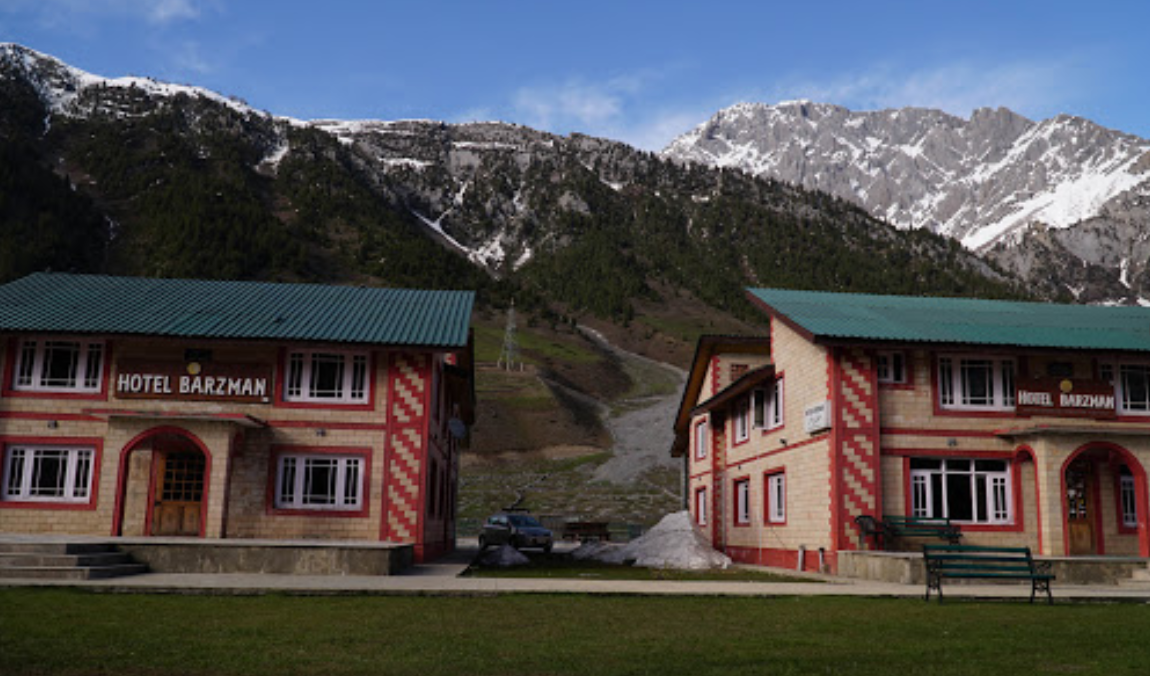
xmin=571 ymin=511 xmax=731 ymax=570
xmin=478 ymin=544 xmax=531 ymax=567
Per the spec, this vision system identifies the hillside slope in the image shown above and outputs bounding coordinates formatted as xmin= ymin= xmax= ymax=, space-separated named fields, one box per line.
xmin=0 ymin=43 xmax=1028 ymax=323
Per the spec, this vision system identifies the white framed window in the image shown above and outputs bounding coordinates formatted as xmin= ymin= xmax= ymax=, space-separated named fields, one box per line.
xmin=1120 ymin=467 xmax=1138 ymax=529
xmin=734 ymin=397 xmax=750 ymax=443
xmin=12 ymin=338 xmax=104 ymax=393
xmin=734 ymin=478 xmax=750 ymax=525
xmin=937 ymin=355 xmax=1016 ymax=411
xmin=2 ymin=445 xmax=95 ymax=503
xmin=275 ymin=453 xmax=363 ymax=510
xmin=284 ymin=350 xmax=369 ymax=404
xmin=909 ymin=458 xmax=1011 ymax=524
xmin=753 ymin=378 xmax=784 ymax=430
xmin=694 ymin=419 xmax=709 ymax=460
xmin=1117 ymin=364 xmax=1150 ymax=414
xmin=1099 ymin=362 xmax=1115 ymax=385
xmin=877 ymin=351 xmax=907 ymax=384
xmin=695 ymin=487 xmax=708 ymax=525
xmin=767 ymin=473 xmax=785 ymax=523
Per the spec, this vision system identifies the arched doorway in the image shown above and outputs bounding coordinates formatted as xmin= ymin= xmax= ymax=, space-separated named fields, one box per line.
xmin=113 ymin=427 xmax=212 ymax=538
xmin=1060 ymin=442 xmax=1150 ymax=558
xmin=1064 ymin=455 xmax=1099 ymax=555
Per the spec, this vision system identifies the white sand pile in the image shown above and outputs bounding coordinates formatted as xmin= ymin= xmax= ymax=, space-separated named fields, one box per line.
xmin=479 ymin=544 xmax=531 ymax=567
xmin=573 ymin=511 xmax=731 ymax=570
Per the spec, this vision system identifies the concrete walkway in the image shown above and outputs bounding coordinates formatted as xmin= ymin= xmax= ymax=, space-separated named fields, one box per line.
xmin=5 ymin=540 xmax=1150 ymax=602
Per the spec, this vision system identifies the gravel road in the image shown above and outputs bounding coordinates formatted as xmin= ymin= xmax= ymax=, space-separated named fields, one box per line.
xmin=578 ymin=327 xmax=687 ymax=485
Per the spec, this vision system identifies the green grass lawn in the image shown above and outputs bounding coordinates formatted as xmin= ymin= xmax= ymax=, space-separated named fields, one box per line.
xmin=464 ymin=555 xmax=815 ymax=582
xmin=4 ymin=589 xmax=1150 ymax=675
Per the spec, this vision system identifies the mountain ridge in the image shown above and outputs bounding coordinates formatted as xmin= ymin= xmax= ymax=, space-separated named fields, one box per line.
xmin=0 ymin=42 xmax=1028 ymax=324
xmin=663 ymin=100 xmax=1150 ymax=302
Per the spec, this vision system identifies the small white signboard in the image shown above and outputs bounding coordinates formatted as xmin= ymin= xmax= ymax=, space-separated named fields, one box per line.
xmin=804 ymin=401 xmax=833 ymax=434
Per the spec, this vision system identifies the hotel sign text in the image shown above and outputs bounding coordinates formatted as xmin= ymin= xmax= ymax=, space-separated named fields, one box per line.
xmin=1016 ymin=379 xmax=1116 ymax=420
xmin=115 ymin=360 xmax=272 ymax=403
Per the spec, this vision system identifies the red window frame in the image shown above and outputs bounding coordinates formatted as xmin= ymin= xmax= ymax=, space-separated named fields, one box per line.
xmin=733 ymin=476 xmax=751 ymax=527
xmin=0 ymin=436 xmax=104 ymax=511
xmin=2 ymin=337 xmax=112 ymax=401
xmin=266 ymin=445 xmax=372 ymax=518
xmin=274 ymin=347 xmax=377 ymax=411
xmin=764 ymin=469 xmax=786 ymax=525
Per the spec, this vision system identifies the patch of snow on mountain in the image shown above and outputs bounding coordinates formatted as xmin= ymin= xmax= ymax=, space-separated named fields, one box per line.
xmin=513 ymin=246 xmax=533 ymax=270
xmin=469 ymin=232 xmax=507 ymax=269
xmin=379 ymin=157 xmax=432 ymax=170
xmin=964 ymin=154 xmax=1148 ymax=250
xmin=258 ymin=139 xmax=291 ymax=170
xmin=452 ymin=141 xmax=519 ymax=151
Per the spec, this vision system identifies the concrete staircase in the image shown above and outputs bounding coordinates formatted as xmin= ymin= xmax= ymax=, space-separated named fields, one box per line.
xmin=0 ymin=541 xmax=148 ymax=580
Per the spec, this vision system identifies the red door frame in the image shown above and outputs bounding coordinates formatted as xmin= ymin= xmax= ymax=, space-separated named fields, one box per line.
xmin=1059 ymin=442 xmax=1150 ymax=558
xmin=111 ymin=426 xmax=213 ymax=538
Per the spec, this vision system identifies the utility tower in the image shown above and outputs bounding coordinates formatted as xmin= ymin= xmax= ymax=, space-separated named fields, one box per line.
xmin=496 ymin=301 xmax=523 ymax=371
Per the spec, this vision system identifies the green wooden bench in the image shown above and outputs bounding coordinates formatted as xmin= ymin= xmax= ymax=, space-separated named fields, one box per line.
xmin=923 ymin=544 xmax=1054 ymax=604
xmin=562 ymin=521 xmax=611 ymax=542
xmin=855 ymin=515 xmax=962 ymax=549
xmin=884 ymin=515 xmax=962 ymax=545
xmin=854 ymin=515 xmax=889 ymax=550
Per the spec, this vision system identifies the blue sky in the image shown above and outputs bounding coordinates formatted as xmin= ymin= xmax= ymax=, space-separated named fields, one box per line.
xmin=2 ymin=1 xmax=1147 ymax=150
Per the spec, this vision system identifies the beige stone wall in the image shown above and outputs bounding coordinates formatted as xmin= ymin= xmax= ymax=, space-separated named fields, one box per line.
xmin=711 ymin=319 xmax=835 ymax=551
xmin=121 ymin=449 xmax=154 ymax=537
xmin=223 ymin=425 xmax=387 ymax=541
xmin=690 ymin=330 xmax=1150 ymax=559
xmin=719 ymin=439 xmax=833 ymax=551
xmin=0 ymin=335 xmax=451 ymax=545
xmin=877 ymin=347 xmax=1150 ymax=556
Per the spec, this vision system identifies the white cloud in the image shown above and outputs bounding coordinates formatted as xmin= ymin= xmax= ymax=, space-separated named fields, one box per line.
xmin=4 ymin=0 xmax=204 ymax=26
xmin=147 ymin=0 xmax=199 ymax=24
xmin=770 ymin=58 xmax=1087 ymax=122
xmin=512 ymin=79 xmax=625 ymax=132
xmin=169 ymin=39 xmax=212 ymax=74
xmin=507 ymin=69 xmax=719 ymax=151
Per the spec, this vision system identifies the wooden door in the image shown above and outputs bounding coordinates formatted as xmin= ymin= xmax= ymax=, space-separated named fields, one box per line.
xmin=1066 ymin=459 xmax=1096 ymax=555
xmin=151 ymin=451 xmax=205 ymax=537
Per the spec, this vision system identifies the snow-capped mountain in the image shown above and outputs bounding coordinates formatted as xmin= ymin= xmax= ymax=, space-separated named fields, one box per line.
xmin=664 ymin=101 xmax=1150 ymax=301
xmin=0 ymin=43 xmax=1027 ymax=315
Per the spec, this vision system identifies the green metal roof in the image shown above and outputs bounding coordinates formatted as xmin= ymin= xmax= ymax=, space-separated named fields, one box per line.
xmin=0 ymin=273 xmax=474 ymax=348
xmin=747 ymin=287 xmax=1150 ymax=352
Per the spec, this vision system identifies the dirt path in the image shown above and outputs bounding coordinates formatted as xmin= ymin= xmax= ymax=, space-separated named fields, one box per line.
xmin=577 ymin=326 xmax=687 ymax=486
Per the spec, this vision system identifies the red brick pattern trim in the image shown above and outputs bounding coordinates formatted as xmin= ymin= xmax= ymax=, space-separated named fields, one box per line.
xmin=832 ymin=348 xmax=881 ymax=552
xmin=724 ymin=544 xmax=832 ymax=573
xmin=384 ymin=352 xmax=429 ymax=543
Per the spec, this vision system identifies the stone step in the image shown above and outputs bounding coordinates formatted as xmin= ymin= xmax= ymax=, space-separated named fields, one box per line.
xmin=0 ymin=540 xmax=147 ymax=580
xmin=0 ymin=541 xmax=118 ymax=555
xmin=0 ymin=563 xmax=149 ymax=580
xmin=0 ymin=552 xmax=136 ymax=568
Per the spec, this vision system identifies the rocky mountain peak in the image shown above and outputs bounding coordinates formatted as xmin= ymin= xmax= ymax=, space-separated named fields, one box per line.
xmin=663 ymin=100 xmax=1150 ymax=302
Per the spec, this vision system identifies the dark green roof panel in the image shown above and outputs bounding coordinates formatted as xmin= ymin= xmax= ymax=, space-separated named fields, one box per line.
xmin=0 ymin=273 xmax=474 ymax=348
xmin=747 ymin=287 xmax=1150 ymax=352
